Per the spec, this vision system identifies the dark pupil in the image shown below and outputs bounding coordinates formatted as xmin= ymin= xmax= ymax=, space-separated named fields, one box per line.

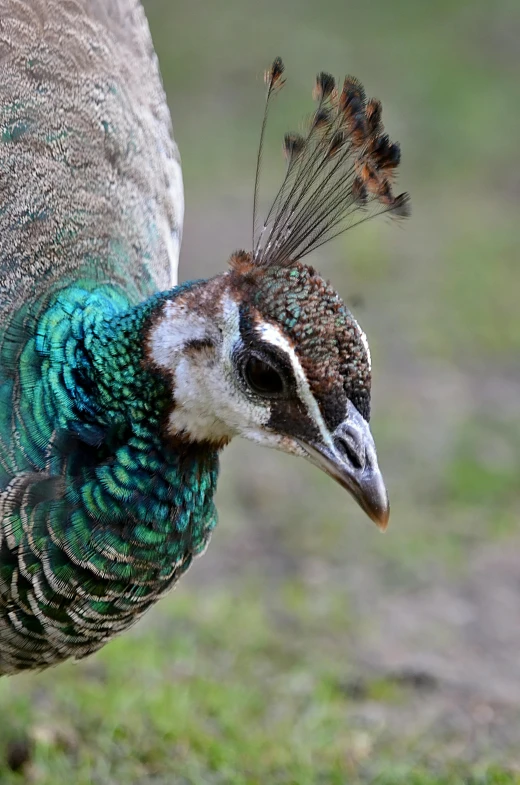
xmin=245 ymin=356 xmax=283 ymax=395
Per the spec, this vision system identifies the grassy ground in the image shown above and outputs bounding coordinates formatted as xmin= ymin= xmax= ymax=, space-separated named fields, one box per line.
xmin=1 ymin=586 xmax=520 ymax=784
xmin=1 ymin=0 xmax=520 ymax=782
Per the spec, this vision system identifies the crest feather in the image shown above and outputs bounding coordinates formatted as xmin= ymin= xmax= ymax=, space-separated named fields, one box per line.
xmin=251 ymin=59 xmax=410 ymax=268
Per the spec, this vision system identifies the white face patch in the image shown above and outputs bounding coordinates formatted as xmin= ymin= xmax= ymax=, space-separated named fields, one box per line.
xmin=167 ymin=294 xmax=271 ymax=443
xmin=150 ymin=292 xmax=272 ymax=444
xmin=148 ymin=299 xmax=209 ymax=371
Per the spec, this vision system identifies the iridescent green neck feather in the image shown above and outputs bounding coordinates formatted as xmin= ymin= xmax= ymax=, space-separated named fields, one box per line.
xmin=0 ymin=282 xmax=218 ymax=673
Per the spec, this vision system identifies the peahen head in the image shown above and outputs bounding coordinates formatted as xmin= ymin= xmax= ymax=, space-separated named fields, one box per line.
xmin=146 ymin=59 xmax=409 ymax=530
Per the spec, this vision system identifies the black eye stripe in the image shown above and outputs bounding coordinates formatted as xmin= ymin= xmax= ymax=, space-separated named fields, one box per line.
xmin=252 ymin=344 xmax=294 ymax=380
xmin=237 ymin=306 xmax=297 ymax=394
xmin=233 ymin=343 xmax=296 ymax=400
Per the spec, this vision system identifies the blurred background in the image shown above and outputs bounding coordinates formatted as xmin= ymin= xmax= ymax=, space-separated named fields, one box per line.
xmin=1 ymin=0 xmax=519 ymax=782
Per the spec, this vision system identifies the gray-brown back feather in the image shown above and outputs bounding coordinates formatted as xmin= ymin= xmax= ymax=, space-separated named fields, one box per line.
xmin=0 ymin=0 xmax=183 ymax=320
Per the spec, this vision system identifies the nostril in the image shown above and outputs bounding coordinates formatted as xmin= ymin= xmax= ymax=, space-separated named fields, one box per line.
xmin=334 ymin=435 xmax=364 ymax=470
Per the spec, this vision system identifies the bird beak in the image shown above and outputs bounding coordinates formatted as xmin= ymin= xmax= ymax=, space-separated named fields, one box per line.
xmin=298 ymin=403 xmax=390 ymax=530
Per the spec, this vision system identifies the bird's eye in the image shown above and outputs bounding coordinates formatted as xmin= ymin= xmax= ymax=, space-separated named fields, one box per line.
xmin=244 ymin=355 xmax=284 ymax=396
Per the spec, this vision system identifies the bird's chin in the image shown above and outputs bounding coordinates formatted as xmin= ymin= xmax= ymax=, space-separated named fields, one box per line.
xmin=240 ymin=428 xmax=307 ymax=458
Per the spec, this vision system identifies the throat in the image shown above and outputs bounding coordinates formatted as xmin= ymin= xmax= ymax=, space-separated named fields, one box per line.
xmin=79 ymin=430 xmax=220 ymax=575
xmin=35 ymin=283 xmax=221 ymax=581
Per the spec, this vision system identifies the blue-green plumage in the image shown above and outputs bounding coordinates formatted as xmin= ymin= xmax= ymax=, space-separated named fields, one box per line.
xmin=0 ymin=280 xmax=218 ymax=672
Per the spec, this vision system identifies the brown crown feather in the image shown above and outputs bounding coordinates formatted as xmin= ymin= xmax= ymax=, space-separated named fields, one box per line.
xmin=247 ymin=58 xmax=410 ymax=269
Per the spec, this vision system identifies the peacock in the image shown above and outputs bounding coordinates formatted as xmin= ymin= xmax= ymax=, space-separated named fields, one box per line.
xmin=0 ymin=0 xmax=409 ymax=675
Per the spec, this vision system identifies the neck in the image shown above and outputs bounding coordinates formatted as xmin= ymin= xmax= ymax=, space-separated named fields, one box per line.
xmin=37 ymin=280 xmax=220 ymax=597
xmin=81 ymin=280 xmax=202 ymax=433
xmin=0 ymin=279 xmax=223 ymax=670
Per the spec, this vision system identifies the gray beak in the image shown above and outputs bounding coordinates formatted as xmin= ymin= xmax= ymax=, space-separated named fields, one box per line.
xmin=299 ymin=403 xmax=390 ymax=530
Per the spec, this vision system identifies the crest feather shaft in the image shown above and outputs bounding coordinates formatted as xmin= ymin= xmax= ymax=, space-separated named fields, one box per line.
xmin=251 ymin=61 xmax=410 ymax=268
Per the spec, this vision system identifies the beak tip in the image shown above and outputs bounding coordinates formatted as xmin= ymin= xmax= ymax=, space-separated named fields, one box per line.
xmin=362 ymin=486 xmax=389 ymax=531
xmin=364 ymin=491 xmax=389 ymax=530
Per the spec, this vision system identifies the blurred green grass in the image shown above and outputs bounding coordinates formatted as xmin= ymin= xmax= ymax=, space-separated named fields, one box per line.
xmin=1 ymin=0 xmax=519 ymax=781
xmin=2 ymin=588 xmax=520 ymax=783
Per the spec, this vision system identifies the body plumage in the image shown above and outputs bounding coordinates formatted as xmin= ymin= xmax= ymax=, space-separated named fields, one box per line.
xmin=0 ymin=2 xmax=408 ymax=674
